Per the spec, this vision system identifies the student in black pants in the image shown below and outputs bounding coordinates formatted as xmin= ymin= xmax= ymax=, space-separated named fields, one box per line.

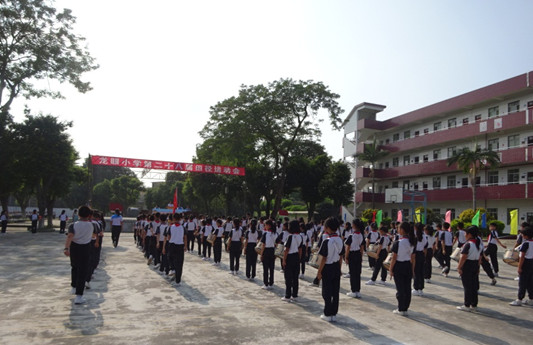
xmin=510 ymin=226 xmax=533 ymax=306
xmin=317 ymin=217 xmax=344 ymax=322
xmin=213 ymin=219 xmax=224 ymax=266
xmin=366 ymin=226 xmax=391 ymax=286
xmin=389 ymin=222 xmax=416 ymax=316
xmin=424 ymin=225 xmax=435 ymax=283
xmin=164 ymin=213 xmax=187 ymax=286
xmin=30 ymin=210 xmax=38 ymax=233
xmin=196 ymin=223 xmax=204 ymax=257
xmin=440 ymin=222 xmax=454 ymax=276
xmin=485 ymin=222 xmax=507 ymax=277
xmin=64 ymin=206 xmax=98 ymax=305
xmin=244 ymin=219 xmax=259 ymax=280
xmin=457 ymin=226 xmax=482 ymax=312
xmin=345 ymin=219 xmax=365 ymax=298
xmin=434 ymin=223 xmax=445 ymax=268
xmin=260 ymin=220 xmax=276 ymax=289
xmin=227 ymin=218 xmax=243 ymax=275
xmin=155 ymin=215 xmax=169 ymax=269
xmin=412 ymin=223 xmax=428 ymax=296
xmin=282 ymin=220 xmax=303 ymax=302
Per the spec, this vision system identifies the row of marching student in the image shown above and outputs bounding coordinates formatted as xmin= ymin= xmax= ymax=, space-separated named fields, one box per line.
xmin=66 ymin=207 xmax=533 ymax=322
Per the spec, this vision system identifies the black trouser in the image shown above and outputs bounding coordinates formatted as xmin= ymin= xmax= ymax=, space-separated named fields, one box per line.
xmin=485 ymin=243 xmax=499 ymax=274
xmin=435 ymin=245 xmax=445 ymax=267
xmin=86 ymin=239 xmax=98 ymax=283
xmin=300 ymin=248 xmax=307 ymax=275
xmin=263 ymin=248 xmax=275 ymax=286
xmin=443 ymin=246 xmax=452 ymax=273
xmin=169 ymin=243 xmax=184 ymax=283
xmin=393 ymin=261 xmax=412 ymax=312
xmin=1 ymin=220 xmax=6 ymax=233
xmin=461 ymin=260 xmax=479 ymax=307
xmin=413 ymin=251 xmax=425 ymax=290
xmin=156 ymin=241 xmax=164 ymax=265
xmin=213 ymin=238 xmax=222 ymax=263
xmin=518 ymin=259 xmax=533 ymax=300
xmin=424 ymin=248 xmax=433 ymax=279
xmin=229 ymin=241 xmax=242 ymax=272
xmin=368 ymin=244 xmax=376 ymax=268
xmin=60 ymin=220 xmax=67 ymax=233
xmin=306 ymin=247 xmax=311 ymax=263
xmin=197 ymin=235 xmax=203 ymax=256
xmin=481 ymin=255 xmax=495 ymax=279
xmin=246 ymin=243 xmax=258 ymax=278
xmin=284 ymin=253 xmax=299 ymax=298
xmin=203 ymin=236 xmax=212 ymax=258
xmin=322 ymin=262 xmax=341 ymax=317
xmin=111 ymin=225 xmax=122 ymax=247
xmin=371 ymin=250 xmax=388 ymax=282
xmin=70 ymin=242 xmax=90 ymax=296
xmin=31 ymin=220 xmax=37 ymax=233
xmin=348 ymin=251 xmax=362 ymax=293
xmin=186 ymin=231 xmax=195 ymax=251
xmin=160 ymin=242 xmax=170 ymax=273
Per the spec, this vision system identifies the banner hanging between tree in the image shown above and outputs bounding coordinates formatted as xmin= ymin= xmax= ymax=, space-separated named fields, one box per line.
xmin=91 ymin=155 xmax=245 ymax=176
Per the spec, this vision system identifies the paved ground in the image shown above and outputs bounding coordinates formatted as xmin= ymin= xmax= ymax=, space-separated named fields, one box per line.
xmin=0 ymin=227 xmax=532 ymax=345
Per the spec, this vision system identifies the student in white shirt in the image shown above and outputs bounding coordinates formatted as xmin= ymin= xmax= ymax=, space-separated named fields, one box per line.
xmin=457 ymin=226 xmax=482 ymax=312
xmin=424 ymin=225 xmax=436 ymax=283
xmin=30 ymin=209 xmax=38 ymax=233
xmin=260 ymin=219 xmax=277 ymax=289
xmin=164 ymin=213 xmax=187 ymax=286
xmin=345 ymin=219 xmax=365 ymax=298
xmin=389 ymin=222 xmax=416 ymax=316
xmin=412 ymin=223 xmax=428 ymax=296
xmin=59 ymin=210 xmax=68 ymax=234
xmin=213 ymin=219 xmax=224 ymax=266
xmin=227 ymin=218 xmax=244 ymax=275
xmin=202 ymin=218 xmax=213 ymax=261
xmin=1 ymin=210 xmax=8 ymax=234
xmin=110 ymin=208 xmax=123 ymax=248
xmin=485 ymin=221 xmax=507 ymax=277
xmin=282 ymin=220 xmax=303 ymax=302
xmin=244 ymin=219 xmax=260 ymax=280
xmin=509 ymin=226 xmax=533 ymax=306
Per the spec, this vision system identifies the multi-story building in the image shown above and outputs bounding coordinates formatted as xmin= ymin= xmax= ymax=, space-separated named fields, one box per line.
xmin=343 ymin=72 xmax=533 ymax=232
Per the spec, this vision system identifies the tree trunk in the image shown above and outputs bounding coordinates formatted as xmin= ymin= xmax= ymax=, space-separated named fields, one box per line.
xmin=265 ymin=196 xmax=272 ymax=219
xmin=46 ymin=200 xmax=54 ymax=228
xmin=307 ymin=201 xmax=316 ymax=223
xmin=0 ymin=193 xmax=8 ymax=213
xmin=470 ymin=177 xmax=477 ymax=211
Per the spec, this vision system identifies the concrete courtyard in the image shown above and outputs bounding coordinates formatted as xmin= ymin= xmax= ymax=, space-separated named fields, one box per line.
xmin=0 ymin=227 xmax=531 ymax=345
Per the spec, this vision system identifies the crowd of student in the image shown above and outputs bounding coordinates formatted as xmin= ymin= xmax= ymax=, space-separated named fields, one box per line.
xmin=128 ymin=211 xmax=533 ymax=321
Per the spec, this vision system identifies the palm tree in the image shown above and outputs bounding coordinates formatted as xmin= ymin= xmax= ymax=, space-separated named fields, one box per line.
xmin=447 ymin=146 xmax=500 ymax=210
xmin=354 ymin=138 xmax=389 ymax=209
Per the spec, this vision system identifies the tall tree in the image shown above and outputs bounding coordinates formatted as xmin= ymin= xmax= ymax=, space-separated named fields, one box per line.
xmin=92 ymin=179 xmax=112 ymax=213
xmin=447 ymin=146 xmax=500 ymax=210
xmin=14 ymin=113 xmax=78 ymax=227
xmin=354 ymin=138 xmax=389 ymax=209
xmin=204 ymin=79 xmax=343 ymax=217
xmin=321 ymin=160 xmax=354 ymax=212
xmin=110 ymin=176 xmax=144 ymax=211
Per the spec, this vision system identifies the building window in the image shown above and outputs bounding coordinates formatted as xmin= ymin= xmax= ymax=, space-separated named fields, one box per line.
xmin=393 ymin=133 xmax=399 ymax=142
xmin=475 ymin=176 xmax=481 ymax=186
xmin=487 ymin=208 xmax=497 ymax=220
xmin=488 ymin=171 xmax=499 ymax=185
xmin=528 ymin=136 xmax=533 ymax=146
xmin=433 ymin=149 xmax=441 ymax=160
xmin=434 ymin=122 xmax=442 ymax=131
xmin=403 ymin=180 xmax=410 ymax=191
xmin=475 ymin=114 xmax=482 ymax=121
xmin=386 ymin=138 xmax=390 ymax=144
xmin=403 ymin=155 xmax=410 ymax=166
xmin=488 ymin=138 xmax=499 ymax=151
xmin=392 ymin=181 xmax=399 ymax=188
xmin=462 ymin=177 xmax=468 ymax=188
xmin=488 ymin=106 xmax=499 ymax=118
xmin=508 ymin=208 xmax=519 ymax=225
xmin=528 ymin=172 xmax=533 ymax=183
xmin=422 ymin=182 xmax=428 ymax=190
xmin=527 ymin=212 xmax=533 ymax=225
xmin=447 ymin=175 xmax=456 ymax=189
xmin=447 ymin=146 xmax=457 ymax=158
xmin=449 ymin=208 xmax=456 ymax=220
xmin=385 ymin=162 xmax=390 ymax=168
xmin=423 ymin=154 xmax=428 ymax=163
xmin=413 ymin=182 xmax=419 ymax=190
xmin=423 ymin=128 xmax=429 ymax=134
xmin=433 ymin=177 xmax=441 ymax=189
xmin=448 ymin=118 xmax=456 ymax=128
xmin=403 ymin=130 xmax=410 ymax=139
xmin=508 ymin=169 xmax=519 ymax=184
xmin=414 ymin=130 xmax=420 ymax=137
xmin=414 ymin=156 xmax=419 ymax=164
xmin=508 ymin=100 xmax=520 ymax=113
xmin=392 ymin=157 xmax=399 ymax=167
xmin=379 ymin=163 xmax=383 ymax=169
xmin=462 ymin=118 xmax=469 ymax=125
xmin=508 ymin=134 xmax=520 ymax=148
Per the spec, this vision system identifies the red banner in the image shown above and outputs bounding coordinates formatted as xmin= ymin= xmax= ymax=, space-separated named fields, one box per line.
xmin=91 ymin=155 xmax=245 ymax=176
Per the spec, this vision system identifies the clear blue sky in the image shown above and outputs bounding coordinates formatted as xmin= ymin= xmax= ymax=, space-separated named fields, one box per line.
xmin=12 ymin=0 xmax=533 ymax=174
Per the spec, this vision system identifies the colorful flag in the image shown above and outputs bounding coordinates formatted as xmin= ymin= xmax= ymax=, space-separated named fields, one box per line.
xmin=445 ymin=210 xmax=451 ymax=224
xmin=173 ymin=188 xmax=178 ymax=213
xmin=372 ymin=211 xmax=376 ymax=222
xmin=415 ymin=210 xmax=421 ymax=223
xmin=472 ymin=210 xmax=481 ymax=226
xmin=510 ymin=209 xmax=518 ymax=235
xmin=397 ymin=210 xmax=403 ymax=223
xmin=481 ymin=213 xmax=487 ymax=229
xmin=376 ymin=210 xmax=383 ymax=226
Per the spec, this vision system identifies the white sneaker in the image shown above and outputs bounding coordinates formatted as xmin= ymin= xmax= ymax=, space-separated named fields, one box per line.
xmin=456 ymin=305 xmax=471 ymax=312
xmin=378 ymin=280 xmax=387 ymax=286
xmin=172 ymin=282 xmax=181 ymax=287
xmin=74 ymin=295 xmax=86 ymax=305
xmin=412 ymin=289 xmax=420 ymax=296
xmin=281 ymin=297 xmax=291 ymax=302
xmin=70 ymin=287 xmax=76 ymax=295
xmin=425 ymin=279 xmax=431 ymax=284
xmin=494 ymin=273 xmax=499 ymax=278
xmin=168 ymin=270 xmax=176 ymax=277
xmin=299 ymin=274 xmax=305 ymax=279
xmin=85 ymin=282 xmax=91 ymax=289
xmin=320 ymin=314 xmax=332 ymax=322
xmin=418 ymin=290 xmax=424 ymax=296
xmin=261 ymin=285 xmax=269 ymax=290
xmin=365 ymin=280 xmax=375 ymax=286
xmin=514 ymin=277 xmax=520 ymax=281
xmin=331 ymin=315 xmax=337 ymax=322
xmin=343 ymin=273 xmax=350 ymax=278
xmin=470 ymin=306 xmax=478 ymax=312
xmin=510 ymin=299 xmax=522 ymax=306
xmin=229 ymin=271 xmax=235 ymax=275
xmin=356 ymin=292 xmax=362 ymax=298
xmin=392 ymin=309 xmax=407 ymax=316
xmin=346 ymin=292 xmax=358 ymax=298
xmin=154 ymin=264 xmax=160 ymax=268
xmin=291 ymin=297 xmax=298 ymax=302
xmin=523 ymin=299 xmax=532 ymax=306
xmin=267 ymin=285 xmax=274 ymax=290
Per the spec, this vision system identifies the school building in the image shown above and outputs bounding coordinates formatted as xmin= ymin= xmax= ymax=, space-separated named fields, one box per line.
xmin=342 ymin=71 xmax=533 ymax=232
